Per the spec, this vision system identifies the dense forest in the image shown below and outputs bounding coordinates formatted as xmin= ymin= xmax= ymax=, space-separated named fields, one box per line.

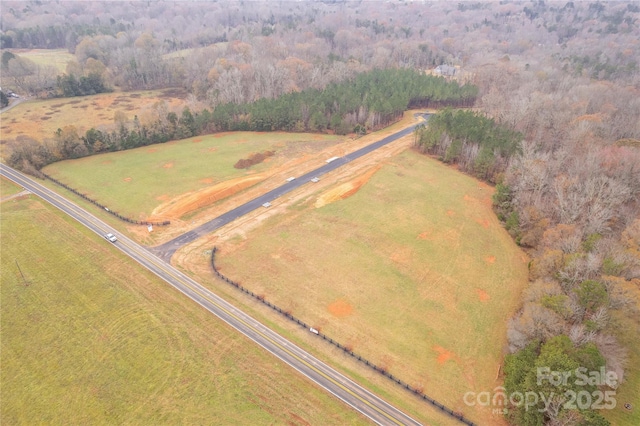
xmin=1 ymin=2 xmax=639 ymax=425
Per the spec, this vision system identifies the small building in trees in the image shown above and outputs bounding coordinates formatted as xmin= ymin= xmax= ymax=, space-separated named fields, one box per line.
xmin=434 ymin=65 xmax=457 ymax=76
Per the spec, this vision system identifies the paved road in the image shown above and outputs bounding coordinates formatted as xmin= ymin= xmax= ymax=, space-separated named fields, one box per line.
xmin=153 ymin=115 xmax=430 ymax=261
xmin=0 ymin=163 xmax=424 ymax=426
xmin=0 ymin=97 xmax=25 ymax=114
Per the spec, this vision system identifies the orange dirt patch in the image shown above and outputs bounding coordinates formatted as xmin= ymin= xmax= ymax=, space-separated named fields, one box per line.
xmin=485 ymin=256 xmax=496 ymax=264
xmin=315 ymin=165 xmax=381 ymax=208
xmin=476 ymin=288 xmax=490 ymax=302
xmin=390 ymin=247 xmax=412 ymax=265
xmin=193 ymin=138 xmax=202 ymax=143
xmin=162 ymin=162 xmax=174 ymax=169
xmin=156 ymin=194 xmax=169 ymax=201
xmin=149 ymin=174 xmax=266 ymax=220
xmin=433 ymin=345 xmax=454 ymax=364
xmin=327 ymin=299 xmax=353 ymax=318
xmin=446 ymin=210 xmax=456 ymax=216
xmin=475 ymin=218 xmax=490 ymax=228
xmin=417 ymin=231 xmax=431 ymax=240
xmin=123 ymin=177 xmax=132 ymax=182
xmin=147 ymin=148 xmax=158 ymax=153
xmin=200 ymin=178 xmax=214 ymax=184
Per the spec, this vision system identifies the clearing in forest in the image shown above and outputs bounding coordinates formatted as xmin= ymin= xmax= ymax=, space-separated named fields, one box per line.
xmin=0 ymin=88 xmax=188 ymax=142
xmin=215 ymin=149 xmax=529 ymax=425
xmin=0 ymin=177 xmax=367 ymax=426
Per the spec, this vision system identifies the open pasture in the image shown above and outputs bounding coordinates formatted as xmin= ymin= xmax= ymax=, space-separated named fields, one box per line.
xmin=0 ymin=187 xmax=367 ymax=425
xmin=215 ymin=149 xmax=530 ymax=424
xmin=42 ymin=132 xmax=344 ymax=221
xmin=3 ymin=48 xmax=75 ymax=73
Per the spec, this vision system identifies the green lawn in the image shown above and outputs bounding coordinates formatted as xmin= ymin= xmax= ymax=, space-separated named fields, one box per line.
xmin=0 ymin=193 xmax=367 ymax=425
xmin=42 ymin=132 xmax=343 ymax=219
xmin=216 ymin=149 xmax=529 ymax=424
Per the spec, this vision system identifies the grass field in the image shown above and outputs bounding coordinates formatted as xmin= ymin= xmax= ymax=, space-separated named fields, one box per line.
xmin=0 ymin=183 xmax=367 ymax=425
xmin=0 ymin=88 xmax=188 ymax=142
xmin=1 ymin=176 xmax=23 ymax=198
xmin=4 ymin=48 xmax=75 ymax=73
xmin=42 ymin=132 xmax=343 ymax=220
xmin=603 ymin=283 xmax=640 ymax=426
xmin=215 ymin=149 xmax=530 ymax=424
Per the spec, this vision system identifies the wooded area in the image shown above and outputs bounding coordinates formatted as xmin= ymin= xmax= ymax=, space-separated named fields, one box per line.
xmin=1 ymin=2 xmax=639 ymax=425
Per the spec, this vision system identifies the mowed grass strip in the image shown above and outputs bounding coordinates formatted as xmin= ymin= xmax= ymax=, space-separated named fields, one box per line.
xmin=217 ymin=149 xmax=529 ymax=424
xmin=0 ymin=195 xmax=368 ymax=425
xmin=0 ymin=88 xmax=187 ymax=142
xmin=43 ymin=132 xmax=343 ymax=219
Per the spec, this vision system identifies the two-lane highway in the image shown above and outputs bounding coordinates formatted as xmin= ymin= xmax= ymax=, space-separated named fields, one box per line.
xmin=153 ymin=115 xmax=429 ymax=261
xmin=1 ymin=163 xmax=423 ymax=426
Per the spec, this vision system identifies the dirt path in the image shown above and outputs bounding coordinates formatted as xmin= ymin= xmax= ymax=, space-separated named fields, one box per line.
xmin=0 ymin=189 xmax=30 ymax=202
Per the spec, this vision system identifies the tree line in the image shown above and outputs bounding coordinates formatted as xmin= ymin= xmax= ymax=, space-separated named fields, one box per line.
xmin=413 ymin=112 xmax=638 ymax=425
xmin=413 ymin=108 xmax=522 ymax=182
xmin=7 ymin=68 xmax=476 ymax=173
xmin=470 ymin=53 xmax=640 ymax=426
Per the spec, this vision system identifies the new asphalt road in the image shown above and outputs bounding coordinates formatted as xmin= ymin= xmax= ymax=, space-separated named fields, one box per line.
xmin=1 ymin=163 xmax=424 ymax=426
xmin=153 ymin=114 xmax=430 ymax=261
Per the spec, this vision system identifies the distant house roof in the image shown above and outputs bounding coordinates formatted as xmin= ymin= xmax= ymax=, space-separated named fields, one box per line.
xmin=434 ymin=65 xmax=457 ymax=76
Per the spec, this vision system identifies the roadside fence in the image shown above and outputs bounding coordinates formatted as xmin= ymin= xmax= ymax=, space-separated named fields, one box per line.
xmin=210 ymin=246 xmax=475 ymax=426
xmin=42 ymin=172 xmax=170 ymax=227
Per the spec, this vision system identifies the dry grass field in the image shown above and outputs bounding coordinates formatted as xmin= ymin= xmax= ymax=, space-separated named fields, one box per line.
xmin=4 ymin=48 xmax=75 ymax=73
xmin=213 ymin=149 xmax=530 ymax=425
xmin=0 ymin=88 xmax=188 ymax=142
xmin=0 ymin=176 xmax=367 ymax=425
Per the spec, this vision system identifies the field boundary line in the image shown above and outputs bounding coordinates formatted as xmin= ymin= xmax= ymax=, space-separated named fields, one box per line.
xmin=41 ymin=172 xmax=170 ymax=227
xmin=210 ymin=246 xmax=476 ymax=426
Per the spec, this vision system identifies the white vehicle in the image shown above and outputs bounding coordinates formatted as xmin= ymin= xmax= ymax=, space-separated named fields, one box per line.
xmin=105 ymin=233 xmax=118 ymax=243
xmin=326 ymin=156 xmax=339 ymax=163
xmin=262 ymin=202 xmax=272 ymax=208
xmin=309 ymin=327 xmax=319 ymax=335
xmin=286 ymin=177 xmax=296 ymax=182
xmin=310 ymin=177 xmax=320 ymax=183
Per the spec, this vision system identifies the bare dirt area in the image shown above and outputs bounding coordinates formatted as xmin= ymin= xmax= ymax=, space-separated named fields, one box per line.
xmin=149 ymin=174 xmax=267 ymax=221
xmin=314 ymin=165 xmax=381 ymax=208
xmin=149 ymin=110 xmax=427 ymax=247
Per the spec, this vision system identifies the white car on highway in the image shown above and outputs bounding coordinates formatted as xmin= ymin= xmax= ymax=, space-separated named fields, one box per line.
xmin=105 ymin=233 xmax=118 ymax=242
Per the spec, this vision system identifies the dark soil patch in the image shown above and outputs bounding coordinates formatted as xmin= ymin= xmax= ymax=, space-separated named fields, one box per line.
xmin=68 ymin=100 xmax=82 ymax=104
xmin=50 ymin=103 xmax=65 ymax=108
xmin=128 ymin=93 xmax=142 ymax=98
xmin=40 ymin=116 xmax=51 ymax=120
xmin=234 ymin=150 xmax=276 ymax=169
xmin=159 ymin=88 xmax=188 ymax=99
